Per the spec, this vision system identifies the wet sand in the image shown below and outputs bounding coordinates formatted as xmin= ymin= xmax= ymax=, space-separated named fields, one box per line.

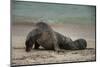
xmin=11 ymin=23 xmax=96 ymax=66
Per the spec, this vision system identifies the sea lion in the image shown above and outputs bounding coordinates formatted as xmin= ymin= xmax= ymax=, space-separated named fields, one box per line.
xmin=25 ymin=22 xmax=87 ymax=52
xmin=25 ymin=22 xmax=61 ymax=52
xmin=55 ymin=31 xmax=87 ymax=50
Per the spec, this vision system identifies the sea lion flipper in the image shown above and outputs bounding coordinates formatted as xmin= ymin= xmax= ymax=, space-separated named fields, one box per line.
xmin=34 ymin=41 xmax=40 ymax=49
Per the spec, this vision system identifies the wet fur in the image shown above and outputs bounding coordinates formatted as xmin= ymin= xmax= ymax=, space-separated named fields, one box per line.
xmin=25 ymin=22 xmax=87 ymax=52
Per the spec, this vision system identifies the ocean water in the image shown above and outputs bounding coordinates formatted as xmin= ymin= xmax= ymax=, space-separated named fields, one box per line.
xmin=12 ymin=1 xmax=96 ymax=24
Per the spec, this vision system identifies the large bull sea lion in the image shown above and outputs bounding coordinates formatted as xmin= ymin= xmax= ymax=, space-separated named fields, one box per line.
xmin=25 ymin=22 xmax=87 ymax=52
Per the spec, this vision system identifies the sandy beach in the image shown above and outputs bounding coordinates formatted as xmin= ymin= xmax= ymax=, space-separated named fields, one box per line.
xmin=11 ymin=23 xmax=96 ymax=66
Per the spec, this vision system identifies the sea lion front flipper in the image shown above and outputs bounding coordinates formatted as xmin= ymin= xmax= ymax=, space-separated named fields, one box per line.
xmin=34 ymin=41 xmax=40 ymax=49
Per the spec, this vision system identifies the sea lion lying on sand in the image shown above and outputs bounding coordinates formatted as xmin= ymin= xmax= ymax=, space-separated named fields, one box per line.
xmin=55 ymin=32 xmax=87 ymax=50
xmin=25 ymin=22 xmax=87 ymax=52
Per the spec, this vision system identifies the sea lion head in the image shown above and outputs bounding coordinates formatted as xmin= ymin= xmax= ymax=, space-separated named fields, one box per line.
xmin=25 ymin=39 xmax=33 ymax=52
